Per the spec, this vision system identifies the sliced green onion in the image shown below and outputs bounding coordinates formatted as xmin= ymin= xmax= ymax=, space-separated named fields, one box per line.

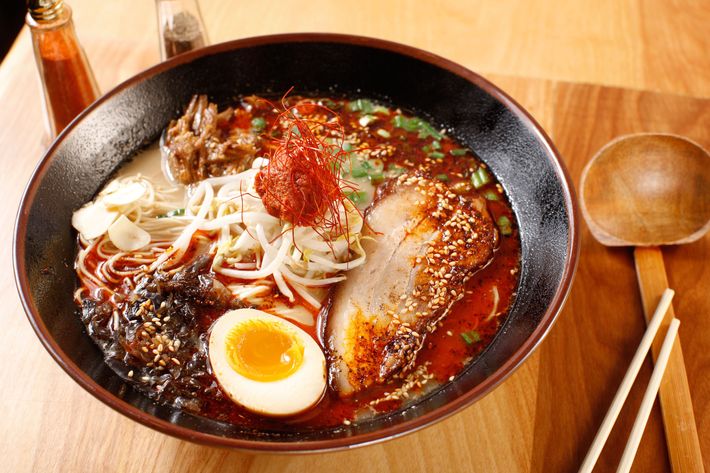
xmin=392 ymin=114 xmax=407 ymax=128
xmin=460 ymin=330 xmax=481 ymax=345
xmin=461 ymin=330 xmax=481 ymax=345
xmin=497 ymin=215 xmax=513 ymax=236
xmin=348 ymin=99 xmax=390 ymax=114
xmin=158 ymin=208 xmax=185 ymax=218
xmin=373 ymin=105 xmax=390 ymax=114
xmin=450 ymin=148 xmax=468 ymax=156
xmin=368 ymin=171 xmax=384 ymax=182
xmin=250 ymin=117 xmax=266 ymax=132
xmin=376 ymin=129 xmax=391 ymax=138
xmin=351 ymin=166 xmax=368 ymax=178
xmin=391 ymin=115 xmax=442 ymax=139
xmin=359 ymin=115 xmax=376 ymax=127
xmin=417 ymin=121 xmax=443 ymax=140
xmin=470 ymin=167 xmax=491 ymax=189
xmin=435 ymin=173 xmax=450 ymax=182
xmin=429 ymin=151 xmax=445 ymax=160
xmin=347 ymin=99 xmax=374 ymax=113
xmin=431 ymin=140 xmax=441 ymax=150
xmin=342 ymin=141 xmax=354 ymax=152
xmin=319 ymin=98 xmax=338 ymax=109
xmin=385 ymin=164 xmax=406 ymax=177
xmin=345 ymin=191 xmax=368 ymax=204
xmin=483 ymin=190 xmax=500 ymax=201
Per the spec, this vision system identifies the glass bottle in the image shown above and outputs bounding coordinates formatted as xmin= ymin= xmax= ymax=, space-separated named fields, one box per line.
xmin=27 ymin=0 xmax=100 ymax=139
xmin=155 ymin=0 xmax=209 ymax=61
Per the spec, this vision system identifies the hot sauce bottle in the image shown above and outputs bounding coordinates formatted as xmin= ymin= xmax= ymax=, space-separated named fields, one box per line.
xmin=26 ymin=0 xmax=99 ymax=139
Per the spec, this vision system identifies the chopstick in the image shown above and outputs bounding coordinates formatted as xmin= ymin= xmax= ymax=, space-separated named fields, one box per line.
xmin=617 ymin=318 xmax=680 ymax=473
xmin=579 ymin=288 xmax=675 ymax=473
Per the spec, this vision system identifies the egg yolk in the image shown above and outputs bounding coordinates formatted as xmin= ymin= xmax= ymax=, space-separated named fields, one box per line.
xmin=224 ymin=320 xmax=304 ymax=382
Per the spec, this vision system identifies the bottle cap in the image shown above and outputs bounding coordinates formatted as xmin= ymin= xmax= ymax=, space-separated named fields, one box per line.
xmin=27 ymin=0 xmax=65 ymax=22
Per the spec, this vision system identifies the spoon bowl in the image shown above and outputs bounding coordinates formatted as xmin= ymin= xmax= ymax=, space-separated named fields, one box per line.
xmin=580 ymin=133 xmax=710 ymax=246
xmin=579 ymin=132 xmax=709 ymax=472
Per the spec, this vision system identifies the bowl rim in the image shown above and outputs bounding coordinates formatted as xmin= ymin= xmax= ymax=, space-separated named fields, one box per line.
xmin=13 ymin=32 xmax=580 ymax=453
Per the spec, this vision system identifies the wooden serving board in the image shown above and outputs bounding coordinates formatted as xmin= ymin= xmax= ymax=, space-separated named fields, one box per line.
xmin=1 ymin=50 xmax=709 ymax=472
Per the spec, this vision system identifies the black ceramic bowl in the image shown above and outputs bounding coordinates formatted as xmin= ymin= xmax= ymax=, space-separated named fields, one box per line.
xmin=14 ymin=34 xmax=578 ymax=451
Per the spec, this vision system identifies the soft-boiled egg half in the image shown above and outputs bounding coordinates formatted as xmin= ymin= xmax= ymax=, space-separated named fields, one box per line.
xmin=208 ymin=308 xmax=327 ymax=417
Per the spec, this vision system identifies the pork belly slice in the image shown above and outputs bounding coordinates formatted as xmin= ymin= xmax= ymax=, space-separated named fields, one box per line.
xmin=325 ymin=174 xmax=498 ymax=396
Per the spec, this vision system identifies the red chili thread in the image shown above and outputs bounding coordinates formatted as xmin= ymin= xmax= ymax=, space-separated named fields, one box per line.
xmin=254 ymin=93 xmax=359 ymax=245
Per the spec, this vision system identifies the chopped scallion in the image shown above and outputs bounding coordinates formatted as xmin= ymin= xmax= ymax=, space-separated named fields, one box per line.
xmin=345 ymin=191 xmax=368 ymax=204
xmin=376 ymin=129 xmax=391 ymax=138
xmin=320 ymin=98 xmax=338 ymax=109
xmin=435 ymin=173 xmax=450 ymax=182
xmin=392 ymin=114 xmax=407 ymax=128
xmin=368 ymin=171 xmax=384 ymax=182
xmin=470 ymin=167 xmax=491 ymax=189
xmin=158 ymin=208 xmax=185 ymax=218
xmin=385 ymin=164 xmax=406 ymax=177
xmin=497 ymin=215 xmax=513 ymax=236
xmin=391 ymin=115 xmax=442 ymax=139
xmin=359 ymin=115 xmax=376 ymax=127
xmin=347 ymin=99 xmax=388 ymax=114
xmin=450 ymin=148 xmax=468 ymax=156
xmin=429 ymin=151 xmax=445 ymax=160
xmin=483 ymin=190 xmax=500 ymax=201
xmin=417 ymin=121 xmax=443 ymax=140
xmin=342 ymin=141 xmax=353 ymax=152
xmin=347 ymin=99 xmax=374 ymax=113
xmin=460 ymin=330 xmax=481 ymax=345
xmin=431 ymin=140 xmax=441 ymax=150
xmin=250 ymin=117 xmax=266 ymax=131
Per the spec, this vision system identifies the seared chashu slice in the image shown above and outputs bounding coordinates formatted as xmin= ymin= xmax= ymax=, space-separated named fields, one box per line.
xmin=326 ymin=174 xmax=498 ymax=396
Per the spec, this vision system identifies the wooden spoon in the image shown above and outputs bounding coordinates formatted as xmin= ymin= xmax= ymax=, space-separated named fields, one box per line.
xmin=580 ymin=133 xmax=709 ymax=472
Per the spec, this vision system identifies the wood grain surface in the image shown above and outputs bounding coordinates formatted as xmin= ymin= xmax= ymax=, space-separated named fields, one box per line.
xmin=1 ymin=1 xmax=708 ymax=472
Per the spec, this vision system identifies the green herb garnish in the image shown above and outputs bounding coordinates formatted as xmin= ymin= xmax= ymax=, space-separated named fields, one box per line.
xmin=483 ymin=190 xmax=500 ymax=201
xmin=391 ymin=115 xmax=443 ymax=139
xmin=435 ymin=173 xmax=450 ymax=182
xmin=450 ymin=148 xmax=468 ymax=156
xmin=347 ymin=99 xmax=374 ymax=113
xmin=348 ymin=99 xmax=388 ymax=114
xmin=429 ymin=151 xmax=445 ymax=160
xmin=470 ymin=167 xmax=491 ymax=189
xmin=158 ymin=208 xmax=185 ymax=218
xmin=461 ymin=330 xmax=481 ymax=345
xmin=385 ymin=164 xmax=407 ymax=177
xmin=376 ymin=129 xmax=391 ymax=138
xmin=497 ymin=215 xmax=513 ymax=236
xmin=345 ymin=191 xmax=368 ymax=204
xmin=250 ymin=117 xmax=266 ymax=132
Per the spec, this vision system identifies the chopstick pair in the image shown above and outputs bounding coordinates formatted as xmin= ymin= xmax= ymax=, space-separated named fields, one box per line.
xmin=579 ymin=288 xmax=679 ymax=473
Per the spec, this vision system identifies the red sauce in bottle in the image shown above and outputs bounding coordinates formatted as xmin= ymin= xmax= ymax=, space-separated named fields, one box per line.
xmin=27 ymin=1 xmax=99 ymax=138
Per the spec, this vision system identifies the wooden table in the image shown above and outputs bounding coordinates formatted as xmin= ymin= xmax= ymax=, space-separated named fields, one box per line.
xmin=1 ymin=1 xmax=708 ymax=472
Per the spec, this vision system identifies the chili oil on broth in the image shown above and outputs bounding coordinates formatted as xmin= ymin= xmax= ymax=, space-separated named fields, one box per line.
xmin=72 ymin=95 xmax=521 ymax=430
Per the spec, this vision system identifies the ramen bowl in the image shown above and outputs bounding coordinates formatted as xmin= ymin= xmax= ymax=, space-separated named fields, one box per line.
xmin=14 ymin=34 xmax=578 ymax=451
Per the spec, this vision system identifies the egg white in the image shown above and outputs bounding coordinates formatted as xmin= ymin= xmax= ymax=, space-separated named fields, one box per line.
xmin=208 ymin=308 xmax=327 ymax=417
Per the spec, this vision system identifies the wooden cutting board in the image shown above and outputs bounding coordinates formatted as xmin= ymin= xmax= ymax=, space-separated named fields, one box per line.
xmin=1 ymin=63 xmax=708 ymax=471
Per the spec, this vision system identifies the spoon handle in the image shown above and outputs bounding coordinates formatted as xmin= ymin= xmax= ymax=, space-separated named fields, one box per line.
xmin=634 ymin=246 xmax=704 ymax=473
